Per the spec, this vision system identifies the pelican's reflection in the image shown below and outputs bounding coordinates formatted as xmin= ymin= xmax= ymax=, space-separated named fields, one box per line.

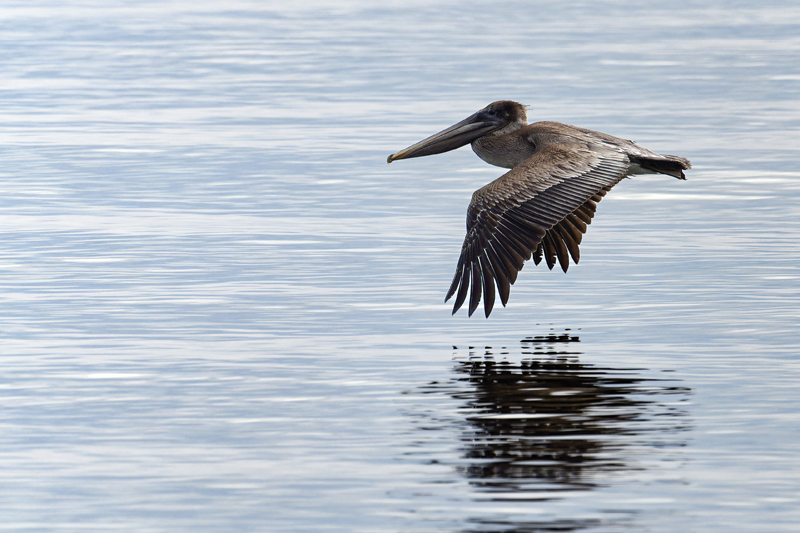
xmin=418 ymin=334 xmax=691 ymax=500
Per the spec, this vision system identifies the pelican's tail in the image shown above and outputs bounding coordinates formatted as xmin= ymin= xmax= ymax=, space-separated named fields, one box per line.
xmin=636 ymin=155 xmax=691 ymax=180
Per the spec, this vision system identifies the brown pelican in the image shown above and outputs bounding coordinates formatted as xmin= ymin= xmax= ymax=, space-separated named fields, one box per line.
xmin=387 ymin=100 xmax=690 ymax=318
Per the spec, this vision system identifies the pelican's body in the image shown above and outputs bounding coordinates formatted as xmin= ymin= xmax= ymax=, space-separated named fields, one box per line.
xmin=388 ymin=100 xmax=690 ymax=318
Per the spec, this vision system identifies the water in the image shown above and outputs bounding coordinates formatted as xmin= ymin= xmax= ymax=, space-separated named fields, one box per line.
xmin=1 ymin=1 xmax=799 ymax=531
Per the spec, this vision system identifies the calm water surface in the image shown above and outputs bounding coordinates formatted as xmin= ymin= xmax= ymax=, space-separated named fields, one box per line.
xmin=1 ymin=1 xmax=799 ymax=531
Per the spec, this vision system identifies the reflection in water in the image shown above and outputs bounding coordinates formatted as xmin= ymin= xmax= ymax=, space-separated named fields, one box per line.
xmin=462 ymin=518 xmax=602 ymax=533
xmin=414 ymin=333 xmax=691 ymax=532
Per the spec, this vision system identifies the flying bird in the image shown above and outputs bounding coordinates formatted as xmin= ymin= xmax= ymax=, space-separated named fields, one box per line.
xmin=387 ymin=100 xmax=690 ymax=318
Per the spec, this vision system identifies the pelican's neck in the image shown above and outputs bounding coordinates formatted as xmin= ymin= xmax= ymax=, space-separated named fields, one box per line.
xmin=470 ymin=118 xmax=533 ymax=169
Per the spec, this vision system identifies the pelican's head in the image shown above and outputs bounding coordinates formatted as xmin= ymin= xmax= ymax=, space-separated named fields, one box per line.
xmin=387 ymin=100 xmax=528 ymax=163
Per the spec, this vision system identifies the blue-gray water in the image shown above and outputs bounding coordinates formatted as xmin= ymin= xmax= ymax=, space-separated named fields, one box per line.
xmin=1 ymin=1 xmax=799 ymax=531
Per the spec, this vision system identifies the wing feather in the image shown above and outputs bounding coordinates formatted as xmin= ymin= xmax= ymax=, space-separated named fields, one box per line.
xmin=451 ymin=262 xmax=470 ymax=314
xmin=552 ymin=223 xmax=580 ymax=266
xmin=445 ymin=142 xmax=630 ymax=316
xmin=479 ymin=253 xmax=496 ymax=317
xmin=492 ymin=239 xmax=520 ymax=284
xmin=567 ymin=213 xmax=587 ymax=235
xmin=468 ymin=261 xmax=482 ymax=316
xmin=541 ymin=233 xmax=557 ymax=271
xmin=485 ymin=244 xmax=511 ymax=306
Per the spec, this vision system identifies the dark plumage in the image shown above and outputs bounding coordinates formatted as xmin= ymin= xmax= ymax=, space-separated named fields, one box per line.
xmin=388 ymin=100 xmax=690 ymax=317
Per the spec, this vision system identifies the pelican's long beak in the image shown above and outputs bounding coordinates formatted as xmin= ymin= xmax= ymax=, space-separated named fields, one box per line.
xmin=387 ymin=110 xmax=504 ymax=163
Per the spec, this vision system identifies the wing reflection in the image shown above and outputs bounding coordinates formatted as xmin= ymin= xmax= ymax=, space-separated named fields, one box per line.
xmin=418 ymin=334 xmax=691 ymax=500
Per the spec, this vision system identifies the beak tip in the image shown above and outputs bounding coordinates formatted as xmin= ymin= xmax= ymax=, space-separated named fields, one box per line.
xmin=386 ymin=154 xmax=395 ymax=164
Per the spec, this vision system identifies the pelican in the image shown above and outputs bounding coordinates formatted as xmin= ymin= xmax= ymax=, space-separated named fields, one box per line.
xmin=387 ymin=100 xmax=690 ymax=318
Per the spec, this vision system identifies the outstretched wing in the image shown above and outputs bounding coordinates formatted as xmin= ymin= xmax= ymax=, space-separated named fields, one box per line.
xmin=445 ymin=142 xmax=631 ymax=317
